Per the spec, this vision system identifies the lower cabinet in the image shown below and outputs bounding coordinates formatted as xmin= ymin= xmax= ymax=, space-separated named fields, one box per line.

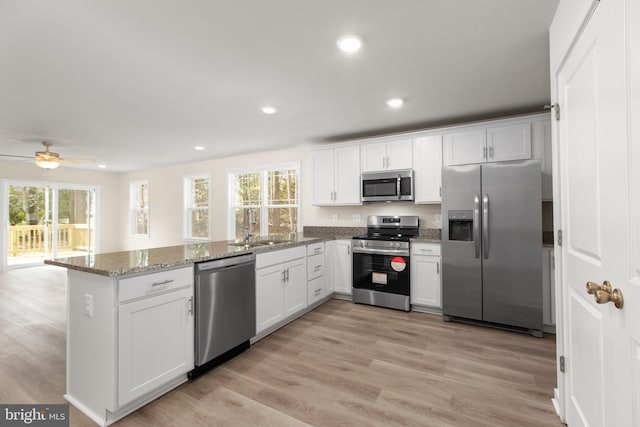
xmin=326 ymin=239 xmax=353 ymax=295
xmin=307 ymin=242 xmax=326 ymax=305
xmin=256 ymin=246 xmax=307 ymax=334
xmin=118 ymin=287 xmax=194 ymax=406
xmin=65 ymin=266 xmax=194 ymax=426
xmin=410 ymin=243 xmax=442 ymax=309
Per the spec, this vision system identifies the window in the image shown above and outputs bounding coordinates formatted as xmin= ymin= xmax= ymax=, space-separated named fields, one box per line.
xmin=130 ymin=180 xmax=149 ymax=237
xmin=184 ymin=174 xmax=210 ymax=240
xmin=229 ymin=164 xmax=299 ymax=239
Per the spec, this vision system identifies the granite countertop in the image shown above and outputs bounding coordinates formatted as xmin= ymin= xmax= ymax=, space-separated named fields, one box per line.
xmin=45 ymin=233 xmax=322 ymax=277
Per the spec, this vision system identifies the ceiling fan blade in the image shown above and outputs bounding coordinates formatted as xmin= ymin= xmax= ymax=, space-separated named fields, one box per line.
xmin=60 ymin=157 xmax=95 ymax=164
xmin=0 ymin=154 xmax=33 ymax=159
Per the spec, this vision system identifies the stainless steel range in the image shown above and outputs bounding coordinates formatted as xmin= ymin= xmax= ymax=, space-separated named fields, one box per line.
xmin=352 ymin=215 xmax=419 ymax=311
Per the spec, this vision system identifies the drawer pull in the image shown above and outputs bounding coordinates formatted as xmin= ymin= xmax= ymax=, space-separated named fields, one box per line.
xmin=152 ymin=279 xmax=174 ymax=287
xmin=314 ymin=265 xmax=322 ymax=271
xmin=314 ymin=288 xmax=322 ymax=296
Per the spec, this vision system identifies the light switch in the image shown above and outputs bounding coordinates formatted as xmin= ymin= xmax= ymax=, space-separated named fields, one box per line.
xmin=352 ymin=214 xmax=361 ymax=222
xmin=435 ymin=214 xmax=442 ymax=224
xmin=332 ymin=214 xmax=339 ymax=222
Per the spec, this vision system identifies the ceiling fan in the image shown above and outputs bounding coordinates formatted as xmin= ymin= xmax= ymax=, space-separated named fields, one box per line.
xmin=0 ymin=141 xmax=95 ymax=169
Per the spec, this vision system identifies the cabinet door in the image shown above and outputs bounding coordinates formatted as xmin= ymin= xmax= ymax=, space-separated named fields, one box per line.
xmin=360 ymin=141 xmax=388 ymax=172
xmin=410 ymin=256 xmax=441 ymax=307
xmin=284 ymin=258 xmax=307 ymax=317
xmin=413 ymin=135 xmax=442 ymax=203
xmin=443 ymin=129 xmax=487 ymax=166
xmin=256 ymin=264 xmax=285 ymax=333
xmin=312 ymin=149 xmax=336 ymax=205
xmin=487 ymin=123 xmax=532 ymax=162
xmin=334 ymin=146 xmax=361 ymax=205
xmin=331 ymin=240 xmax=353 ymax=294
xmin=386 ymin=139 xmax=413 ymax=170
xmin=118 ymin=287 xmax=194 ymax=407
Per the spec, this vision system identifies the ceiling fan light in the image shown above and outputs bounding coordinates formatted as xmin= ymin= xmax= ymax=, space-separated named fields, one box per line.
xmin=36 ymin=158 xmax=60 ymax=169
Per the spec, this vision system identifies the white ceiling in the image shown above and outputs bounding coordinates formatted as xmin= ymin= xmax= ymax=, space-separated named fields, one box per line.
xmin=0 ymin=0 xmax=559 ymax=172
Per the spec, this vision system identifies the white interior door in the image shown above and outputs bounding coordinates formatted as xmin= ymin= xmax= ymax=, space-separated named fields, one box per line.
xmin=556 ymin=0 xmax=638 ymax=425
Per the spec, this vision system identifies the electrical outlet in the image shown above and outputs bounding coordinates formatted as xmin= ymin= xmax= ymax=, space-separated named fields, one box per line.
xmin=352 ymin=214 xmax=361 ymax=222
xmin=332 ymin=214 xmax=339 ymax=222
xmin=84 ymin=294 xmax=93 ymax=317
xmin=435 ymin=214 xmax=442 ymax=224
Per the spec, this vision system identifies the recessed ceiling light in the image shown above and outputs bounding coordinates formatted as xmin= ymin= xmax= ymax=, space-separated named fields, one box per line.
xmin=194 ymin=146 xmax=205 ymax=151
xmin=337 ymin=35 xmax=362 ymax=53
xmin=386 ymin=98 xmax=404 ymax=108
xmin=261 ymin=106 xmax=277 ymax=114
xmin=98 ymin=164 xmax=107 ymax=169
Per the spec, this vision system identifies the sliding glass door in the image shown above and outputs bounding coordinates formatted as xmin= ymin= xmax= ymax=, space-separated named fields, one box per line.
xmin=4 ymin=181 xmax=96 ymax=268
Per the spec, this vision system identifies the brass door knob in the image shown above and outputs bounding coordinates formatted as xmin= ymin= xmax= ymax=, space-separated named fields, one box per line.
xmin=587 ymin=281 xmax=624 ymax=309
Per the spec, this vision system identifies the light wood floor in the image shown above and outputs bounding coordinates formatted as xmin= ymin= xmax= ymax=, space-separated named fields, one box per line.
xmin=0 ymin=266 xmax=562 ymax=426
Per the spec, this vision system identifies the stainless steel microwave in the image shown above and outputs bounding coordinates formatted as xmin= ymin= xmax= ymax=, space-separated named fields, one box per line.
xmin=361 ymin=169 xmax=414 ymax=202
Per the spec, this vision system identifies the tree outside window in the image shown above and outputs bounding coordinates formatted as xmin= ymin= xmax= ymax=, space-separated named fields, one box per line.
xmin=130 ymin=180 xmax=149 ymax=237
xmin=230 ymin=165 xmax=298 ymax=239
xmin=184 ymin=174 xmax=210 ymax=239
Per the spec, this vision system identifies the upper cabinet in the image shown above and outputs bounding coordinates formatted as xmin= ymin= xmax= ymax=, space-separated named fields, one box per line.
xmin=532 ymin=118 xmax=553 ymax=200
xmin=361 ymin=138 xmax=412 ymax=172
xmin=413 ymin=134 xmax=442 ymax=204
xmin=312 ymin=145 xmax=361 ymax=206
xmin=443 ymin=122 xmax=532 ymax=167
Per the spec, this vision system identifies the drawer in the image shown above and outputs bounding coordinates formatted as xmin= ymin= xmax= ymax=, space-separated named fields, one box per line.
xmin=411 ymin=242 xmax=441 ymax=256
xmin=306 ymin=242 xmax=325 ymax=256
xmin=307 ymin=276 xmax=325 ymax=305
xmin=307 ymin=253 xmax=325 ymax=280
xmin=118 ymin=266 xmax=193 ymax=302
xmin=256 ymin=246 xmax=306 ymax=269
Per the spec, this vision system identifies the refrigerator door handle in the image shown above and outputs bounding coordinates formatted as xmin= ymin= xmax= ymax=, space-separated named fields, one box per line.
xmin=474 ymin=194 xmax=481 ymax=259
xmin=483 ymin=194 xmax=490 ymax=259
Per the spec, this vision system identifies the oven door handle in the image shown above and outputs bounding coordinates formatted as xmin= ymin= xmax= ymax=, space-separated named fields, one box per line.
xmin=352 ymin=247 xmax=410 ymax=256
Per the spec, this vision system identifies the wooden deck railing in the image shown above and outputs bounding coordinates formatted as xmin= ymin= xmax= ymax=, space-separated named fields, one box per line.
xmin=8 ymin=224 xmax=94 ymax=256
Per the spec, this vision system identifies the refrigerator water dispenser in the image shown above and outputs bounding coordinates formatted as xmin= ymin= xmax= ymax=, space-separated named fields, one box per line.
xmin=448 ymin=210 xmax=473 ymax=241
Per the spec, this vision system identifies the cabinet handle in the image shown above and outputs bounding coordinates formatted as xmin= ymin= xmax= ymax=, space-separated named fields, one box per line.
xmin=483 ymin=146 xmax=487 ymax=159
xmin=188 ymin=297 xmax=194 ymax=315
xmin=489 ymin=145 xmax=494 ymax=158
xmin=315 ymin=288 xmax=322 ymax=296
xmin=347 ymin=246 xmax=350 ymax=255
xmin=436 ymin=262 xmax=440 ymax=274
xmin=282 ymin=270 xmax=286 ymax=283
xmin=152 ymin=279 xmax=174 ymax=287
xmin=286 ymin=268 xmax=290 ymax=282
xmin=314 ymin=265 xmax=322 ymax=271
xmin=439 ymin=187 xmax=442 ymax=197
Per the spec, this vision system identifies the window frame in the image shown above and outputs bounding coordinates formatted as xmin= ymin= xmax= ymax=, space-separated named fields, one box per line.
xmin=129 ymin=180 xmax=149 ymax=238
xmin=227 ymin=162 xmax=300 ymax=239
xmin=183 ymin=172 xmax=211 ymax=241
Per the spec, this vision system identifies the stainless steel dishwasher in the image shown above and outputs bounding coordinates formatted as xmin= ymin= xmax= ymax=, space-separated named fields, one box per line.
xmin=189 ymin=253 xmax=256 ymax=379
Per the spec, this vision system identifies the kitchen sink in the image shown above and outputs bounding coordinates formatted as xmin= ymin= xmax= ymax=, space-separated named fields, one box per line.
xmin=228 ymin=238 xmax=292 ymax=248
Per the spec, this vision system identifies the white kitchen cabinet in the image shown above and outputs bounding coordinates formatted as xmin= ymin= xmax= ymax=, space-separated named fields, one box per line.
xmin=326 ymin=239 xmax=352 ymax=295
xmin=65 ymin=266 xmax=194 ymax=426
xmin=312 ymin=145 xmax=361 ymax=205
xmin=256 ymin=246 xmax=307 ymax=333
xmin=542 ymin=247 xmax=556 ymax=326
xmin=443 ymin=122 xmax=532 ymax=166
xmin=118 ymin=286 xmax=194 ymax=406
xmin=532 ymin=118 xmax=553 ymax=200
xmin=413 ymin=135 xmax=442 ymax=203
xmin=361 ymin=138 xmax=412 ymax=172
xmin=307 ymin=242 xmax=326 ymax=305
xmin=410 ymin=243 xmax=441 ymax=308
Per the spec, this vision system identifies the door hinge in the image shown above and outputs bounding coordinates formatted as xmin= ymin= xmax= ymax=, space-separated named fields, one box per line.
xmin=557 ymin=229 xmax=563 ymax=246
xmin=559 ymin=355 xmax=565 ymax=373
xmin=544 ymin=103 xmax=560 ymax=121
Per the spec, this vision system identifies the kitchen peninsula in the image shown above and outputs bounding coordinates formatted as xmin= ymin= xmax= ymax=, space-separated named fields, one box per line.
xmin=45 ymin=234 xmax=323 ymax=427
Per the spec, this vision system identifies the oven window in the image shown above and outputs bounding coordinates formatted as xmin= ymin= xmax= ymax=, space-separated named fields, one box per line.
xmin=353 ymin=252 xmax=410 ymax=295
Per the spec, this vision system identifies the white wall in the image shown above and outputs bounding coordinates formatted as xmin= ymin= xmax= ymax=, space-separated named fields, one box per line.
xmin=0 ymin=159 xmax=121 ymax=254
xmin=117 ymin=145 xmax=442 ymax=251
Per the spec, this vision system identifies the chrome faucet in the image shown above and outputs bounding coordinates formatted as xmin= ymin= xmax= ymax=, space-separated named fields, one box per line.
xmin=243 ymin=208 xmax=255 ymax=242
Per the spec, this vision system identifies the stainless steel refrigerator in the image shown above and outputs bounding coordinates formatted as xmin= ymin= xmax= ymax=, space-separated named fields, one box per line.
xmin=441 ymin=160 xmax=543 ymax=336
